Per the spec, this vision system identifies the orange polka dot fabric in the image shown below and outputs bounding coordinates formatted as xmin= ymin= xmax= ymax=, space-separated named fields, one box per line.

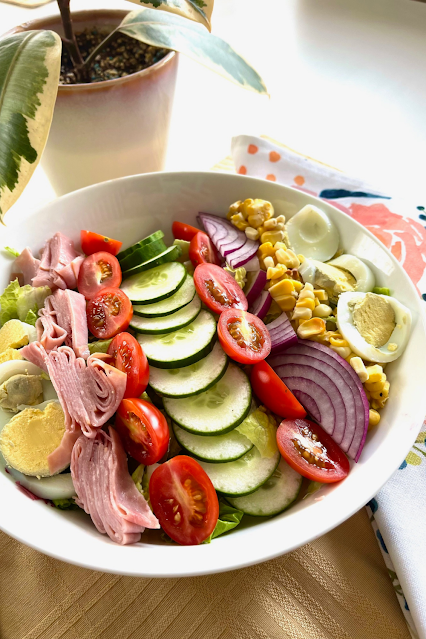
xmin=230 ymin=134 xmax=426 ymax=639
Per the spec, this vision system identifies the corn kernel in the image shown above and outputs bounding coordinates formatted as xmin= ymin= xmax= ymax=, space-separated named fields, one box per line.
xmin=368 ymin=409 xmax=381 ymax=429
xmin=275 ymin=223 xmax=285 ymax=231
xmin=297 ymin=318 xmax=326 ymax=339
xmin=269 ymin=279 xmax=295 ymax=297
xmin=292 ymin=280 xmax=303 ymax=292
xmin=275 ymin=295 xmax=296 ymax=311
xmin=261 ymin=230 xmax=285 ymax=245
xmin=298 ymin=254 xmax=305 ymax=264
xmin=245 ymin=226 xmax=259 ymax=241
xmin=365 ymin=365 xmax=384 ymax=383
xmin=248 ymin=214 xmax=264 ymax=228
xmin=330 ymin=345 xmax=352 ymax=359
xmin=274 ymin=242 xmax=287 ymax=251
xmin=263 ymin=218 xmax=277 ymax=230
xmin=329 ymin=335 xmax=348 ymax=348
xmin=239 ymin=199 xmax=254 ymax=218
xmin=227 ymin=200 xmax=242 ymax=219
xmin=275 ymin=249 xmax=291 ymax=265
xmin=258 ymin=242 xmax=275 ymax=257
xmin=297 ymin=298 xmax=315 ymax=311
xmin=313 ymin=289 xmax=328 ymax=302
xmin=365 ymin=374 xmax=387 ymax=392
xmin=276 ymin=215 xmax=286 ymax=224
xmin=349 ymin=357 xmax=368 ymax=383
xmin=313 ymin=303 xmax=332 ymax=318
xmin=263 ymin=256 xmax=275 ymax=270
xmin=370 ymin=381 xmax=390 ymax=400
xmin=267 ymin=265 xmax=286 ymax=280
xmin=298 ymin=289 xmax=315 ymax=300
xmin=230 ymin=213 xmax=249 ymax=230
xmin=292 ymin=306 xmax=312 ymax=321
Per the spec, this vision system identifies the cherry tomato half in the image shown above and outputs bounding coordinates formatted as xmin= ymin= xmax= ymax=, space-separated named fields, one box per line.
xmin=78 ymin=251 xmax=122 ymax=300
xmin=172 ymin=221 xmax=201 ymax=242
xmin=194 ymin=263 xmax=248 ymax=314
xmin=189 ymin=232 xmax=219 ymax=268
xmin=149 ymin=455 xmax=219 ymax=545
xmin=87 ymin=287 xmax=133 ymax=339
xmin=108 ymin=332 xmax=149 ymax=398
xmin=251 ymin=360 xmax=306 ymax=419
xmin=81 ymin=231 xmax=122 ymax=256
xmin=218 ymin=309 xmax=271 ymax=364
xmin=277 ymin=418 xmax=350 ymax=483
xmin=115 ymin=398 xmax=169 ymax=465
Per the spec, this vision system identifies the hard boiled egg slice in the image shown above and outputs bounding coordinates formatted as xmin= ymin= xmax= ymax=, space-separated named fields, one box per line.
xmin=337 ymin=292 xmax=411 ymax=363
xmin=286 ymin=205 xmax=340 ymax=262
xmin=327 ymin=254 xmax=375 ymax=292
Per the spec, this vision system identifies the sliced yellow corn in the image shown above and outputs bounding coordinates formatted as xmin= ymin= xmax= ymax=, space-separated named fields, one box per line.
xmin=313 ymin=289 xmax=328 ymax=302
xmin=275 ymin=295 xmax=296 ymax=311
xmin=297 ymin=318 xmax=326 ymax=339
xmin=368 ymin=409 xmax=381 ymax=428
xmin=366 ymin=365 xmax=384 ymax=383
xmin=269 ymin=279 xmax=295 ymax=297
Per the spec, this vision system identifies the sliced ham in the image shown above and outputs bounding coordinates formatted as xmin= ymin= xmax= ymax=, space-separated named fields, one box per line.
xmin=21 ymin=342 xmax=126 ymax=437
xmin=31 ymin=233 xmax=83 ymax=291
xmin=37 ymin=289 xmax=89 ymax=358
xmin=14 ymin=248 xmax=41 ymax=286
xmin=47 ymin=429 xmax=82 ymax=475
xmin=71 ymin=428 xmax=159 ymax=545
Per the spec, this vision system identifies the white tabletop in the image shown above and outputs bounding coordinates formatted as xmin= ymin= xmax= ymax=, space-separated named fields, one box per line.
xmin=2 ymin=0 xmax=426 ymax=217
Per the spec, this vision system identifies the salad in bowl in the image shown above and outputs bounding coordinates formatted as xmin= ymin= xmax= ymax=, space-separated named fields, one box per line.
xmin=0 ymin=183 xmax=414 ymax=550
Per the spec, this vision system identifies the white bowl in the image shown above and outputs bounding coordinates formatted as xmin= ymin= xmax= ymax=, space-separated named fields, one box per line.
xmin=2 ymin=172 xmax=425 ymax=577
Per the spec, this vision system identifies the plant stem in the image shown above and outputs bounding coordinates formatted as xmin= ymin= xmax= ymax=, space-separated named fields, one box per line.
xmin=56 ymin=0 xmax=89 ymax=82
xmin=82 ymin=29 xmax=118 ymax=70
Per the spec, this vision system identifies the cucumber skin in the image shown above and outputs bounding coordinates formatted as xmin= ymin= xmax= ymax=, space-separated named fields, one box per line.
xmin=143 ymin=334 xmax=217 ymax=369
xmin=117 ymin=230 xmax=164 ymax=261
xmin=164 ymin=380 xmax=252 ymax=436
xmin=123 ymin=246 xmax=181 ymax=277
xmin=130 ymin=305 xmax=201 ymax=335
xmin=149 ymin=359 xmax=229 ymax=399
xmin=122 ymin=263 xmax=186 ymax=304
xmin=216 ymin=453 xmax=281 ymax=497
xmin=174 ymin=425 xmax=254 ymax=463
xmin=132 ymin=289 xmax=195 ymax=318
xmin=119 ymin=238 xmax=167 ymax=271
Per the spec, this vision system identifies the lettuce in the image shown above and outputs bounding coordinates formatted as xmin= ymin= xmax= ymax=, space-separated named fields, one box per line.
xmin=53 ymin=498 xmax=79 ymax=510
xmin=88 ymin=338 xmax=113 ymax=355
xmin=203 ymin=500 xmax=244 ymax=543
xmin=224 ymin=265 xmax=247 ymax=289
xmin=0 ymin=279 xmax=51 ymax=326
xmin=4 ymin=247 xmax=20 ymax=258
xmin=236 ymin=407 xmax=278 ymax=458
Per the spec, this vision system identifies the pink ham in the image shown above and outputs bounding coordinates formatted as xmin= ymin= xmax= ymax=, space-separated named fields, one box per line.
xmin=14 ymin=248 xmax=41 ymax=286
xmin=47 ymin=429 xmax=81 ymax=475
xmin=31 ymin=233 xmax=83 ymax=291
xmin=37 ymin=289 xmax=89 ymax=358
xmin=71 ymin=428 xmax=159 ymax=545
xmin=21 ymin=342 xmax=126 ymax=438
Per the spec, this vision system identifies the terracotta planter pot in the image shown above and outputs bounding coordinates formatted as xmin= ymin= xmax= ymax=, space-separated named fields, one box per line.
xmin=11 ymin=10 xmax=178 ymax=195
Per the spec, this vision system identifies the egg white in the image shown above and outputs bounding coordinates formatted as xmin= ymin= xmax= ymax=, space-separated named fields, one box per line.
xmin=286 ymin=205 xmax=340 ymax=262
xmin=327 ymin=254 xmax=375 ymax=292
xmin=337 ymin=292 xmax=411 ymax=363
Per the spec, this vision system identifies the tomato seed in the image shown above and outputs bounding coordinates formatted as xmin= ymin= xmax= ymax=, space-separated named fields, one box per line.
xmin=205 ymin=279 xmax=232 ymax=307
xmin=227 ymin=320 xmax=264 ymax=352
xmin=98 ymin=260 xmax=113 ymax=283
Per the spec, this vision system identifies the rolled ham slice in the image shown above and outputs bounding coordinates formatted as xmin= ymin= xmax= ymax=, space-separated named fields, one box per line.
xmin=27 ymin=232 xmax=83 ymax=291
xmin=37 ymin=289 xmax=89 ymax=359
xmin=71 ymin=428 xmax=159 ymax=545
xmin=21 ymin=342 xmax=126 ymax=438
xmin=14 ymin=248 xmax=41 ymax=286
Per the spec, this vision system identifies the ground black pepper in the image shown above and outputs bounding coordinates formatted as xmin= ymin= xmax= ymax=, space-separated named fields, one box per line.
xmin=60 ymin=28 xmax=168 ymax=84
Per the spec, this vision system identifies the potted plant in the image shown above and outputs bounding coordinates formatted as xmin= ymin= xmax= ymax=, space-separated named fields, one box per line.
xmin=0 ymin=0 xmax=266 ymax=218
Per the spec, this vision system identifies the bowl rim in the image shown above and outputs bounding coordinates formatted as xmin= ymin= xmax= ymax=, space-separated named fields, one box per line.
xmin=1 ymin=170 xmax=426 ymax=577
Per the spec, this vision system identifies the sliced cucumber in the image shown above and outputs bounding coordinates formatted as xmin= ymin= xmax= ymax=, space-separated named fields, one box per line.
xmin=173 ymin=422 xmax=253 ymax=462
xmin=121 ymin=262 xmax=186 ymax=304
xmin=117 ymin=230 xmax=164 ymax=262
xmin=119 ymin=238 xmax=167 ymax=271
xmin=122 ymin=246 xmax=181 ymax=277
xmin=133 ymin=274 xmax=195 ymax=318
xmin=198 ymin=448 xmax=280 ymax=496
xmin=227 ymin=458 xmax=302 ymax=515
xmin=148 ymin=341 xmax=228 ymax=398
xmin=137 ymin=309 xmax=216 ymax=368
xmin=163 ymin=364 xmax=251 ymax=435
xmin=130 ymin=296 xmax=201 ymax=334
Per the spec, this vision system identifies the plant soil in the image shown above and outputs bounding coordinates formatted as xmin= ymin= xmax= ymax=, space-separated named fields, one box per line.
xmin=60 ymin=28 xmax=169 ymax=84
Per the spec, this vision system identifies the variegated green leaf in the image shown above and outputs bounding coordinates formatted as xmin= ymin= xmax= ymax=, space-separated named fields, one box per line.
xmin=118 ymin=9 xmax=267 ymax=94
xmin=0 ymin=30 xmax=61 ymax=222
xmin=125 ymin=0 xmax=214 ymax=31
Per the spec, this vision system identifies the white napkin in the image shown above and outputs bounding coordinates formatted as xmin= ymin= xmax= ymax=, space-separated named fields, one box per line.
xmin=231 ymin=135 xmax=426 ymax=639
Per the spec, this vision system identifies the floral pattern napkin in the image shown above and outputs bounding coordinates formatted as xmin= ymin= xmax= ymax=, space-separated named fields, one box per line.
xmin=231 ymin=135 xmax=426 ymax=639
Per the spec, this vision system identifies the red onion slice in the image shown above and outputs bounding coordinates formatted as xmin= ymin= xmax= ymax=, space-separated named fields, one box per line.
xmin=267 ymin=313 xmax=298 ymax=352
xmin=243 ymin=255 xmax=260 ymax=272
xmin=249 ymin=290 xmax=272 ymax=320
xmin=227 ymin=239 xmax=259 ymax=268
xmin=244 ymin=270 xmax=267 ymax=306
xmin=292 ymin=390 xmax=321 ymax=423
xmin=198 ymin=212 xmax=260 ymax=262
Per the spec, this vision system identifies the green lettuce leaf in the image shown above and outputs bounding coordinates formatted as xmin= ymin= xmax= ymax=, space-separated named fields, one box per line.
xmin=53 ymin=498 xmax=79 ymax=510
xmin=88 ymin=338 xmax=113 ymax=355
xmin=4 ymin=246 xmax=20 ymax=257
xmin=224 ymin=265 xmax=246 ymax=289
xmin=0 ymin=279 xmax=50 ymax=326
xmin=236 ymin=407 xmax=278 ymax=458
xmin=203 ymin=499 xmax=244 ymax=543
